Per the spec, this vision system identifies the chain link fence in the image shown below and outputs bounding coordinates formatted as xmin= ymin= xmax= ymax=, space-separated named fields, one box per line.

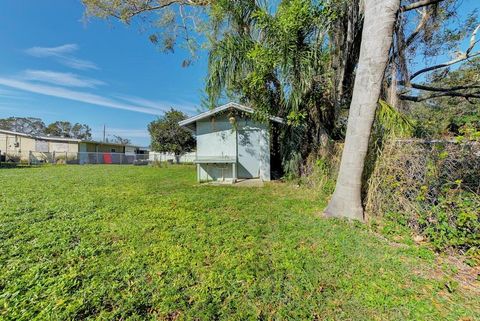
xmin=365 ymin=139 xmax=480 ymax=218
xmin=149 ymin=152 xmax=196 ymax=164
xmin=0 ymin=151 xmax=149 ymax=165
xmin=365 ymin=139 xmax=480 ymax=258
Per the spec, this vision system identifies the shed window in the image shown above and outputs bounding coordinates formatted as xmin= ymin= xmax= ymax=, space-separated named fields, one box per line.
xmin=111 ymin=148 xmax=116 ymax=153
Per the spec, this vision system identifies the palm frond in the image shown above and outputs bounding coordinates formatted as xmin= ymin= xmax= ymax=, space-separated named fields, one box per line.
xmin=377 ymin=99 xmax=414 ymax=138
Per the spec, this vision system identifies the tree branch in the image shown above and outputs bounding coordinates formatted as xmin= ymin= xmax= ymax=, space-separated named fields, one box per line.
xmin=467 ymin=24 xmax=480 ymax=55
xmin=123 ymin=0 xmax=207 ymax=20
xmin=409 ymin=83 xmax=480 ymax=92
xmin=400 ymin=91 xmax=480 ymax=102
xmin=83 ymin=0 xmax=209 ymax=22
xmin=405 ymin=8 xmax=430 ymax=47
xmin=410 ymin=22 xmax=480 ymax=80
xmin=410 ymin=52 xmax=480 ymax=80
xmin=401 ymin=0 xmax=444 ymax=12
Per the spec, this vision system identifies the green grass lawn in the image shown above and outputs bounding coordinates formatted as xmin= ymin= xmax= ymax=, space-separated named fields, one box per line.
xmin=0 ymin=165 xmax=478 ymax=320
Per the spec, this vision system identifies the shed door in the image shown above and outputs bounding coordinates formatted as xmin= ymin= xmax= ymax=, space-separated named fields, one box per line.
xmin=237 ymin=127 xmax=261 ymax=178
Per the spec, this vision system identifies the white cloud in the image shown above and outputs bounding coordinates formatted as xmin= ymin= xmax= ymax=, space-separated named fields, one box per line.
xmin=22 ymin=70 xmax=105 ymax=88
xmin=25 ymin=44 xmax=98 ymax=70
xmin=26 ymin=44 xmax=78 ymax=56
xmin=115 ymin=94 xmax=199 ymax=114
xmin=114 ymin=95 xmax=171 ymax=113
xmin=0 ymin=77 xmax=164 ymax=115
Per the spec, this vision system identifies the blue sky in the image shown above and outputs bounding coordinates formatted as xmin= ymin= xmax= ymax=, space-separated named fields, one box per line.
xmin=0 ymin=1 xmax=478 ymax=146
xmin=0 ymin=1 xmax=208 ymax=146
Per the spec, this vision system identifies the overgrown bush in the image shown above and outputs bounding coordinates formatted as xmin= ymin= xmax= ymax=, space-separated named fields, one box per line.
xmin=297 ymin=142 xmax=341 ymax=195
xmin=366 ymin=139 xmax=480 ymax=262
xmin=421 ymin=188 xmax=479 ymax=258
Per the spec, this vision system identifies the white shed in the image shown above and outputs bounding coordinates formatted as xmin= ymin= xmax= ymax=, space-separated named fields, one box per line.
xmin=179 ymin=102 xmax=283 ymax=183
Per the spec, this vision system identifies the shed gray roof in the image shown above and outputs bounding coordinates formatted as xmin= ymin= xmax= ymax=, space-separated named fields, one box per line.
xmin=178 ymin=102 xmax=283 ymax=130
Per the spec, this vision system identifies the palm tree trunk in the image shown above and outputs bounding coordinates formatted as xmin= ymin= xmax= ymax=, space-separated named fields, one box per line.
xmin=324 ymin=0 xmax=400 ymax=220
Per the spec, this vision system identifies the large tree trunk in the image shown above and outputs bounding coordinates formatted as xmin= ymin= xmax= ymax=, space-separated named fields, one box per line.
xmin=324 ymin=0 xmax=400 ymax=220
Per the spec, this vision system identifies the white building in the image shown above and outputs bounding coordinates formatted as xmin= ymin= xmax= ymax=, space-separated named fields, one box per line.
xmin=0 ymin=129 xmax=80 ymax=161
xmin=179 ymin=102 xmax=283 ymax=183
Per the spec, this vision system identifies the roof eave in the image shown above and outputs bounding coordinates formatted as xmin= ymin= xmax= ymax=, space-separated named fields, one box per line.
xmin=80 ymin=140 xmax=141 ymax=148
xmin=178 ymin=102 xmax=284 ymax=128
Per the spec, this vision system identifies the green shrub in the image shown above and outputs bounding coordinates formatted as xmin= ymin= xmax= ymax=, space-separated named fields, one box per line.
xmin=419 ymin=189 xmax=480 ymax=261
xmin=366 ymin=139 xmax=480 ymax=263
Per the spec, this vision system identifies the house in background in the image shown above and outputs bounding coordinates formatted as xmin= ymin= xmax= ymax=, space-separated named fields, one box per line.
xmin=179 ymin=102 xmax=283 ymax=183
xmin=0 ymin=128 xmax=145 ymax=164
xmin=0 ymin=129 xmax=80 ymax=161
xmin=78 ymin=141 xmax=141 ymax=154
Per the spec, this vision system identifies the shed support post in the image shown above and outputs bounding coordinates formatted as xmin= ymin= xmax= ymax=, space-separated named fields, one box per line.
xmin=196 ymin=164 xmax=201 ymax=183
xmin=232 ymin=163 xmax=237 ymax=183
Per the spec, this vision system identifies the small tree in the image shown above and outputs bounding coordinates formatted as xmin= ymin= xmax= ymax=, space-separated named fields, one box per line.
xmin=46 ymin=121 xmax=73 ymax=137
xmin=148 ymin=109 xmax=195 ymax=162
xmin=0 ymin=117 xmax=46 ymax=135
xmin=71 ymin=123 xmax=92 ymax=140
xmin=111 ymin=135 xmax=131 ymax=145
xmin=45 ymin=121 xmax=92 ymax=140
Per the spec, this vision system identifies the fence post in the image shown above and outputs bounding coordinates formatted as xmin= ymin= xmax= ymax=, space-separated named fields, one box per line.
xmin=28 ymin=151 xmax=32 ymax=166
xmin=96 ymin=152 xmax=99 ymax=164
xmin=53 ymin=151 xmax=56 ymax=165
xmin=65 ymin=151 xmax=67 ymax=164
xmin=120 ymin=152 xmax=123 ymax=165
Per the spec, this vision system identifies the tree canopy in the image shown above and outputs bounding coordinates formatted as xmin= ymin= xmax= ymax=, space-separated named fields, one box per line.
xmin=0 ymin=117 xmax=92 ymax=140
xmin=109 ymin=135 xmax=132 ymax=145
xmin=0 ymin=117 xmax=46 ymax=136
xmin=45 ymin=121 xmax=92 ymax=140
xmin=148 ymin=109 xmax=195 ymax=155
